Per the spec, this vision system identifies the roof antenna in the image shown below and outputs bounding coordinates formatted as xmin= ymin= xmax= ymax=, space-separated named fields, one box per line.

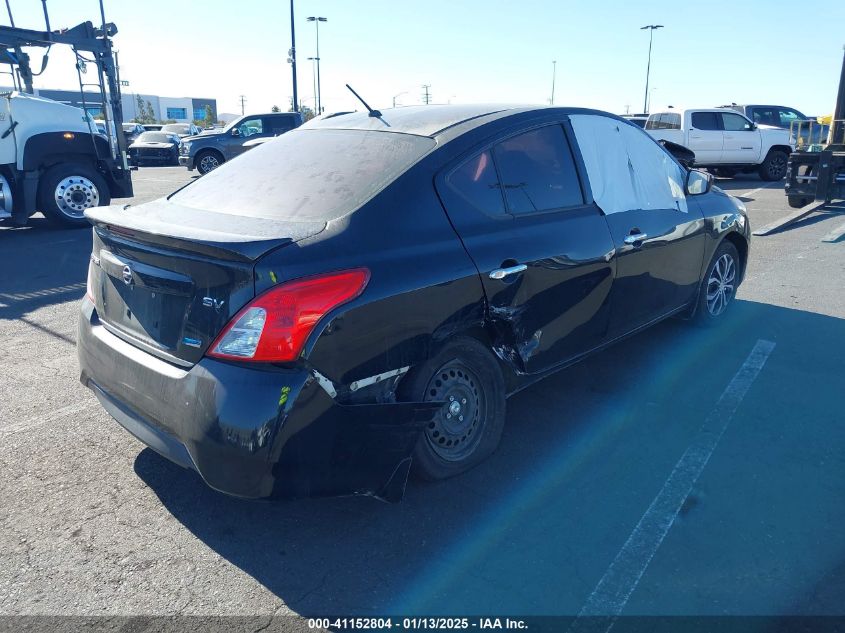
xmin=345 ymin=84 xmax=382 ymax=118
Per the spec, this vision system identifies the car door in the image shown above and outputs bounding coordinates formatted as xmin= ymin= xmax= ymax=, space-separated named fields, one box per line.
xmin=570 ymin=114 xmax=706 ymax=337
xmin=687 ymin=111 xmax=724 ymax=164
xmin=435 ymin=121 xmax=616 ymax=374
xmin=721 ymin=111 xmax=761 ymax=163
xmin=228 ymin=116 xmax=266 ymax=158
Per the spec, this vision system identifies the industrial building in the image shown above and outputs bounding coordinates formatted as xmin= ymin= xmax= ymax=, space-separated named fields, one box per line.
xmin=1 ymin=87 xmax=217 ymax=123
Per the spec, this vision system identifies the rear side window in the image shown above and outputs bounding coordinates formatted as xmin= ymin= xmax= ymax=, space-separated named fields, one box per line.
xmin=170 ymin=129 xmax=436 ymax=221
xmin=448 ymin=150 xmax=505 ymax=216
xmin=492 ymin=125 xmax=583 ymax=214
xmin=267 ymin=116 xmax=296 ymax=135
xmin=663 ymin=113 xmax=681 ymax=129
xmin=691 ymin=112 xmax=721 ymax=130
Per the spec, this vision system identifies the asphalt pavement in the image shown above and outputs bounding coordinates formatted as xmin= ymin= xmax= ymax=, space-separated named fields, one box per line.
xmin=0 ymin=167 xmax=843 ymax=622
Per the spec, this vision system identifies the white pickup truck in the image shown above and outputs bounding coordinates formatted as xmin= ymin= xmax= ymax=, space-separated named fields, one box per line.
xmin=645 ymin=108 xmax=794 ymax=180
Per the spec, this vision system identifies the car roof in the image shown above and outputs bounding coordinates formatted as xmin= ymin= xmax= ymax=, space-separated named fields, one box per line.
xmin=300 ymin=104 xmax=572 ymax=139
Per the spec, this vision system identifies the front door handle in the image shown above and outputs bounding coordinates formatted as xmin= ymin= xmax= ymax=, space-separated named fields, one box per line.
xmin=624 ymin=232 xmax=648 ymax=245
xmin=489 ymin=264 xmax=527 ymax=280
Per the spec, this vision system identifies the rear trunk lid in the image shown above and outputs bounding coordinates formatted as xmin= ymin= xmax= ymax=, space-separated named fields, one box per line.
xmin=85 ymin=200 xmax=326 ymax=366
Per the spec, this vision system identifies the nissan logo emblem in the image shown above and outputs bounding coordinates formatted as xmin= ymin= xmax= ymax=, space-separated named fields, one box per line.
xmin=122 ymin=265 xmax=133 ymax=285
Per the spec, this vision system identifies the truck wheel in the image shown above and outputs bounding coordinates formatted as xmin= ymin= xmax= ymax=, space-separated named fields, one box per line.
xmin=758 ymin=150 xmax=789 ymax=181
xmin=713 ymin=168 xmax=737 ymax=178
xmin=196 ymin=150 xmax=224 ymax=175
xmin=37 ymin=163 xmax=111 ymax=228
xmin=788 ymin=196 xmax=811 ymax=209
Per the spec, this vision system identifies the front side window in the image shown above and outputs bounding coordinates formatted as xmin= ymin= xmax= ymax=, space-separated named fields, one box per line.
xmin=778 ymin=109 xmax=804 ymax=127
xmin=570 ymin=114 xmax=687 ymax=215
xmin=238 ymin=118 xmax=264 ymax=137
xmin=448 ymin=150 xmax=505 ymax=216
xmin=691 ymin=112 xmax=721 ymax=131
xmin=721 ymin=113 xmax=752 ymax=131
xmin=492 ymin=125 xmax=583 ymax=214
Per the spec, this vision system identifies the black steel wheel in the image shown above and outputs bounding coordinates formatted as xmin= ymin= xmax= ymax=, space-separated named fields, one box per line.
xmin=401 ymin=337 xmax=506 ymax=480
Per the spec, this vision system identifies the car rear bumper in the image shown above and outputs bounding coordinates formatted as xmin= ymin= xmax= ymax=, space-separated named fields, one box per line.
xmin=77 ymin=299 xmax=438 ymax=501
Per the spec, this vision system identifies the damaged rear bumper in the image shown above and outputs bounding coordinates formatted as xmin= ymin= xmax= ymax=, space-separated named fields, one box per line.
xmin=77 ymin=300 xmax=438 ymax=501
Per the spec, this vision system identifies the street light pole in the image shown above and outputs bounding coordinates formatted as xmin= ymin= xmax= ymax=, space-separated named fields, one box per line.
xmin=641 ymin=24 xmax=663 ymax=114
xmin=289 ymin=0 xmax=298 ymax=112
xmin=307 ymin=17 xmax=327 ymax=113
xmin=392 ymin=91 xmax=408 ymax=108
xmin=307 ymin=57 xmax=319 ymax=113
xmin=550 ymin=60 xmax=557 ymax=105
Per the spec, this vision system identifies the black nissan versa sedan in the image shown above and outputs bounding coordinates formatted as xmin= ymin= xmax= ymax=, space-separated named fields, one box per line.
xmin=78 ymin=105 xmax=750 ymax=501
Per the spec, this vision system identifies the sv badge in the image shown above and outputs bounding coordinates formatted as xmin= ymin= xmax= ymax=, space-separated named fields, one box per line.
xmin=202 ymin=296 xmax=225 ymax=311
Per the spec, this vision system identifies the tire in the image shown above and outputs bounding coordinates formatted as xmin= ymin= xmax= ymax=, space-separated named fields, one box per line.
xmin=788 ymin=196 xmax=811 ymax=209
xmin=713 ymin=168 xmax=738 ymax=178
xmin=758 ymin=150 xmax=789 ymax=181
xmin=693 ymin=241 xmax=741 ymax=326
xmin=195 ymin=150 xmax=224 ymax=175
xmin=37 ymin=163 xmax=110 ymax=228
xmin=400 ymin=337 xmax=506 ymax=481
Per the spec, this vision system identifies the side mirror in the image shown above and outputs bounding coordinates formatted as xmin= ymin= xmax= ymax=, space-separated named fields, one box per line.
xmin=231 ymin=128 xmax=240 ymax=137
xmin=686 ymin=169 xmax=713 ymax=196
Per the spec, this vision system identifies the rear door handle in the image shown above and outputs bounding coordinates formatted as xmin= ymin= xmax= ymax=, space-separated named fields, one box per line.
xmin=624 ymin=233 xmax=648 ymax=245
xmin=489 ymin=264 xmax=527 ymax=280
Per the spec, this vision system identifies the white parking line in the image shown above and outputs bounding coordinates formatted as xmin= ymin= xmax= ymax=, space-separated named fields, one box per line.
xmin=739 ymin=181 xmax=779 ymax=198
xmin=0 ymin=400 xmax=98 ymax=438
xmin=569 ymin=339 xmax=776 ymax=632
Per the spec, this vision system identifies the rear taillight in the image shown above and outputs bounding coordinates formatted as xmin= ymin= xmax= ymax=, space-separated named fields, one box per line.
xmin=207 ymin=268 xmax=370 ymax=363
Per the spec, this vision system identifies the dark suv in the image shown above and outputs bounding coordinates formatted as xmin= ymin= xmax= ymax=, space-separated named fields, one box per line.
xmin=179 ymin=112 xmax=304 ymax=174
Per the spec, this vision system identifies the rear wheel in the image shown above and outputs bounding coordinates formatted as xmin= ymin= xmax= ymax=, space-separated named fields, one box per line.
xmin=693 ymin=241 xmax=740 ymax=325
xmin=37 ymin=163 xmax=110 ymax=228
xmin=758 ymin=150 xmax=789 ymax=181
xmin=713 ymin=168 xmax=738 ymax=178
xmin=196 ymin=150 xmax=224 ymax=175
xmin=401 ymin=337 xmax=506 ymax=480
xmin=788 ymin=196 xmax=811 ymax=209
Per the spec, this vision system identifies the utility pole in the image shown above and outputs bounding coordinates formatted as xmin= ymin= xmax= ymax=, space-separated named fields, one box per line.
xmin=641 ymin=24 xmax=663 ymax=114
xmin=421 ymin=84 xmax=431 ymax=105
xmin=288 ymin=0 xmax=299 ymax=112
xmin=550 ymin=60 xmax=557 ymax=105
xmin=239 ymin=94 xmax=246 ymax=115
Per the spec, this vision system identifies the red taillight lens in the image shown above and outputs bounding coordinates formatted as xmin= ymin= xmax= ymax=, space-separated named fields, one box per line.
xmin=207 ymin=268 xmax=370 ymax=362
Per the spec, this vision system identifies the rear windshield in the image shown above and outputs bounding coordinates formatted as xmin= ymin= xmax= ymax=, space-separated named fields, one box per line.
xmin=162 ymin=124 xmax=189 ymax=134
xmin=137 ymin=132 xmax=174 ymax=143
xmin=170 ymin=129 xmax=437 ymax=221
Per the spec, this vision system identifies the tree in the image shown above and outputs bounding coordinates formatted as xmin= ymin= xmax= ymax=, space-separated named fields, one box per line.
xmin=271 ymin=104 xmax=281 ymax=113
xmin=203 ymin=104 xmax=214 ymax=128
xmin=146 ymin=100 xmax=155 ymax=123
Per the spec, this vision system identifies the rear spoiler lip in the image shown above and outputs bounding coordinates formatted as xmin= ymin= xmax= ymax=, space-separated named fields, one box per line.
xmin=85 ymin=203 xmax=326 ymax=263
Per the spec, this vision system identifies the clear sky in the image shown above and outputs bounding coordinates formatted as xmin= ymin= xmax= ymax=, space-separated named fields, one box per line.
xmin=4 ymin=0 xmax=844 ymax=118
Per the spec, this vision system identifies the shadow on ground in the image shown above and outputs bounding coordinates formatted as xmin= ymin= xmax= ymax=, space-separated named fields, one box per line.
xmin=134 ymin=300 xmax=845 ymax=616
xmin=0 ymin=219 xmax=90 ymax=324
